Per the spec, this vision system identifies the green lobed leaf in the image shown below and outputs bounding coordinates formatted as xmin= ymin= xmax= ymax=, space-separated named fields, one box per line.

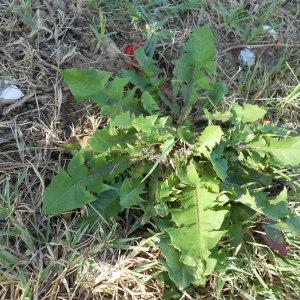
xmin=234 ymin=188 xmax=300 ymax=236
xmin=88 ymin=155 xmax=133 ymax=185
xmin=90 ymin=189 xmax=122 ymax=219
xmin=160 ymin=234 xmax=195 ymax=289
xmin=173 ymin=25 xmax=219 ymax=122
xmin=111 ymin=111 xmax=133 ymax=129
xmin=89 ymin=126 xmax=133 ymax=153
xmin=119 ymin=178 xmax=144 ymax=208
xmin=43 ymin=152 xmax=132 ymax=215
xmin=62 ymin=68 xmax=144 ymax=117
xmin=173 ymin=25 xmax=217 ymax=84
xmin=195 ymin=125 xmax=223 ymax=156
xmin=206 ymin=82 xmax=228 ymax=107
xmin=43 ymin=152 xmax=97 ymax=215
xmin=135 ymin=48 xmax=161 ymax=77
xmin=273 ymin=216 xmax=300 ymax=236
xmin=210 ymin=145 xmax=228 ymax=181
xmin=132 ymin=115 xmax=158 ymax=133
xmin=166 ymin=186 xmax=228 ymax=261
xmin=204 ymin=109 xmax=232 ymax=123
xmin=121 ymin=69 xmax=150 ymax=90
xmin=232 ymin=103 xmax=266 ymax=123
xmin=156 ymin=175 xmax=180 ymax=203
xmin=61 ymin=68 xmax=111 ymax=101
xmin=141 ymin=91 xmax=160 ymax=114
xmin=165 ymin=162 xmax=228 ymax=271
xmin=249 ymin=136 xmax=300 ymax=167
xmin=279 ymin=216 xmax=300 ymax=236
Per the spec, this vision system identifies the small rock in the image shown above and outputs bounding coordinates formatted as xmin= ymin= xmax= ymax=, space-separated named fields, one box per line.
xmin=263 ymin=25 xmax=278 ymax=41
xmin=239 ymin=47 xmax=256 ymax=67
xmin=54 ymin=0 xmax=68 ymax=11
xmin=0 ymin=80 xmax=24 ymax=104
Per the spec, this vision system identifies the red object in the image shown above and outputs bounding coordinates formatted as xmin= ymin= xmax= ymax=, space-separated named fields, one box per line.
xmin=124 ymin=42 xmax=145 ymax=55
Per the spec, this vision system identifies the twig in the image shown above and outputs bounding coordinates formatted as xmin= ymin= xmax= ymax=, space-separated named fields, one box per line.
xmin=1 ymin=92 xmax=36 ymax=113
xmin=39 ymin=60 xmax=60 ymax=71
xmin=2 ymin=89 xmax=52 ymax=115
xmin=221 ymin=43 xmax=300 ymax=54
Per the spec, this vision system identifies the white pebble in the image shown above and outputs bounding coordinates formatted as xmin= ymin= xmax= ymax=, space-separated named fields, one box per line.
xmin=239 ymin=47 xmax=256 ymax=67
xmin=263 ymin=25 xmax=278 ymax=40
xmin=0 ymin=85 xmax=24 ymax=101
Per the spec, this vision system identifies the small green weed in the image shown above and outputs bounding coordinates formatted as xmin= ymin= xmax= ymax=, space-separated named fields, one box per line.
xmin=87 ymin=0 xmax=102 ymax=11
xmin=90 ymin=11 xmax=108 ymax=51
xmin=103 ymin=0 xmax=201 ymax=57
xmin=215 ymin=0 xmax=280 ymax=43
xmin=12 ymin=0 xmax=35 ymax=30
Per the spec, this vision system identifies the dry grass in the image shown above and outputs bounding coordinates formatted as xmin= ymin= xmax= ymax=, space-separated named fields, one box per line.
xmin=0 ymin=0 xmax=299 ymax=299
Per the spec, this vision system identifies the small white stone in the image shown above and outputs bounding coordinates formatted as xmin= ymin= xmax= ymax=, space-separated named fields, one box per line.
xmin=263 ymin=25 xmax=278 ymax=40
xmin=0 ymin=85 xmax=24 ymax=101
xmin=239 ymin=47 xmax=256 ymax=67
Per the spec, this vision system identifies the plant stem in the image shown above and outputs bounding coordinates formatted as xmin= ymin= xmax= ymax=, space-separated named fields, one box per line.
xmin=178 ymin=67 xmax=197 ymax=124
